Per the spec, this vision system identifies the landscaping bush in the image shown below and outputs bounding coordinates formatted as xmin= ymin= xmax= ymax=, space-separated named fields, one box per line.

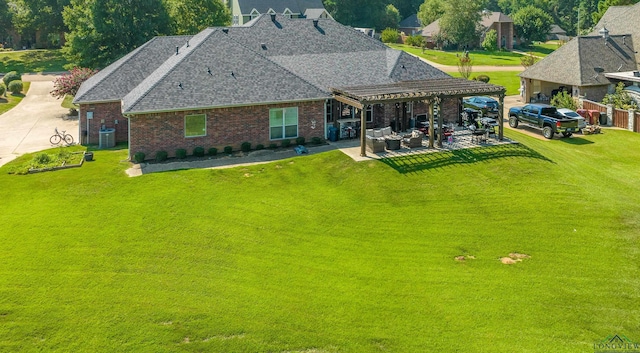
xmin=34 ymin=152 xmax=51 ymax=164
xmin=208 ymin=147 xmax=218 ymax=156
xmin=155 ymin=150 xmax=168 ymax=162
xmin=311 ymin=136 xmax=323 ymax=145
xmin=8 ymin=80 xmax=23 ymax=94
xmin=2 ymin=71 xmax=21 ymax=86
xmin=405 ymin=34 xmax=424 ymax=47
xmin=255 ymin=144 xmax=264 ymax=150
xmin=268 ymin=143 xmax=278 ymax=149
xmin=175 ymin=148 xmax=187 ymax=159
xmin=476 ymin=75 xmax=490 ymax=83
xmin=223 ymin=146 xmax=233 ymax=154
xmin=381 ymin=28 xmax=399 ymax=43
xmin=295 ymin=137 xmax=305 ymax=145
xmin=281 ymin=139 xmax=291 ymax=148
xmin=193 ymin=146 xmax=205 ymax=157
xmin=0 ymin=83 xmax=5 ymax=96
xmin=133 ymin=152 xmax=145 ymax=163
xmin=240 ymin=142 xmax=251 ymax=152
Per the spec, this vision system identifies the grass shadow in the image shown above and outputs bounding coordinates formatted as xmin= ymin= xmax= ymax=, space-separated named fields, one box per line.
xmin=559 ymin=137 xmax=594 ymax=145
xmin=379 ymin=143 xmax=553 ymax=174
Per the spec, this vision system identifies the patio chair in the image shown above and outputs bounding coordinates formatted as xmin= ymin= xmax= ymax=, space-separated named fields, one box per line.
xmin=402 ymin=130 xmax=423 ymax=148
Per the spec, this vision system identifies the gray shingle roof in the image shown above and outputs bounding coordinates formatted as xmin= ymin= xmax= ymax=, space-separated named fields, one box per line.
xmin=237 ymin=0 xmax=325 ymax=15
xmin=591 ymin=2 xmax=640 ymax=65
xmin=399 ymin=14 xmax=421 ymax=29
xmin=121 ymin=27 xmax=328 ymax=114
xmin=73 ymin=36 xmax=191 ymax=104
xmin=520 ymin=35 xmax=637 ymax=86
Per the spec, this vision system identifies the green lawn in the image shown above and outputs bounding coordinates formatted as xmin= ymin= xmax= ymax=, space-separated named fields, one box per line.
xmin=522 ymin=41 xmax=563 ymax=58
xmin=0 ymin=82 xmax=31 ymax=115
xmin=388 ymin=44 xmax=524 ymax=66
xmin=0 ymin=49 xmax=68 ymax=73
xmin=449 ymin=71 xmax=521 ymax=95
xmin=1 ymin=129 xmax=639 ymax=352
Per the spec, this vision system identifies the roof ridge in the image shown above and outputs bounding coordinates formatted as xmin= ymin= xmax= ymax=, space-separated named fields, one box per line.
xmin=122 ymin=28 xmax=217 ymax=112
xmin=75 ymin=37 xmax=162 ymax=102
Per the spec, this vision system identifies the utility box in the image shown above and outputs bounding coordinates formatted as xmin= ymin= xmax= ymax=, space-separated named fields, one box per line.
xmin=99 ymin=128 xmax=116 ymax=149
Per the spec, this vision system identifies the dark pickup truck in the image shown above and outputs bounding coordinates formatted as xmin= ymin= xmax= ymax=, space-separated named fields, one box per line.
xmin=508 ymin=103 xmax=579 ymax=139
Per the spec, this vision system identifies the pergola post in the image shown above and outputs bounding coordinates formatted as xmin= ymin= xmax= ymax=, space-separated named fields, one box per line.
xmin=437 ymin=97 xmax=443 ymax=148
xmin=360 ymin=105 xmax=367 ymax=157
xmin=428 ymin=100 xmax=434 ymax=148
xmin=498 ymin=93 xmax=505 ymax=141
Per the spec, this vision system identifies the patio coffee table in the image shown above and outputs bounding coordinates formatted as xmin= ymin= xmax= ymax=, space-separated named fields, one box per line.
xmin=385 ymin=136 xmax=401 ymax=150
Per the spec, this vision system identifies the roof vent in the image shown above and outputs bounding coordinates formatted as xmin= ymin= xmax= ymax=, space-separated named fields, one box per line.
xmin=178 ymin=82 xmax=183 ymax=89
xmin=313 ymin=19 xmax=318 ymax=27
xmin=207 ymin=67 xmax=212 ymax=75
xmin=176 ymin=46 xmax=179 ymax=55
xmin=599 ymin=26 xmax=609 ymax=40
xmin=271 ymin=14 xmax=276 ymax=22
xmin=186 ymin=40 xmax=190 ymax=48
xmin=222 ymin=28 xmax=229 ymax=34
xmin=261 ymin=43 xmax=267 ymax=50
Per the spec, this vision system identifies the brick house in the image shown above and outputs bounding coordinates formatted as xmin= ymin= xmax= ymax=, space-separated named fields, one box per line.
xmin=520 ymin=2 xmax=640 ymax=104
xmin=75 ymin=15 xmax=503 ymax=160
xmin=228 ymin=0 xmax=332 ymax=26
xmin=420 ymin=11 xmax=516 ymax=50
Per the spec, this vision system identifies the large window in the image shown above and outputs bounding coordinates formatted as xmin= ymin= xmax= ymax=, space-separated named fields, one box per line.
xmin=270 ymin=107 xmax=298 ymax=140
xmin=185 ymin=114 xmax=206 ymax=137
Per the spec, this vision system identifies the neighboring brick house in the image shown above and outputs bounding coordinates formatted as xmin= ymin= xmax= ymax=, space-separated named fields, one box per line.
xmin=75 ymin=15 xmax=502 ymax=160
xmin=520 ymin=2 xmax=640 ymax=103
xmin=229 ymin=0 xmax=331 ymax=26
xmin=420 ymin=11 xmax=516 ymax=49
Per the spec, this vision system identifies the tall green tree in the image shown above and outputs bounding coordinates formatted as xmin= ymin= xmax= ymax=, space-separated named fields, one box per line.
xmin=8 ymin=0 xmax=69 ymax=47
xmin=323 ymin=0 xmax=387 ymax=28
xmin=577 ymin=0 xmax=599 ymax=33
xmin=166 ymin=0 xmax=230 ymax=35
xmin=389 ymin=0 xmax=424 ymax=19
xmin=379 ymin=4 xmax=401 ymax=29
xmin=439 ymin=0 xmax=486 ymax=48
xmin=592 ymin=0 xmax=639 ymax=25
xmin=0 ymin=0 xmax=12 ymax=43
xmin=63 ymin=0 xmax=172 ymax=68
xmin=417 ymin=0 xmax=445 ymax=26
xmin=512 ymin=5 xmax=553 ymax=44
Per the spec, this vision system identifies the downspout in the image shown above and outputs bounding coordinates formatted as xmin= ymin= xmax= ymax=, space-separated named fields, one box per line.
xmin=125 ymin=114 xmax=132 ymax=161
xmin=78 ymin=106 xmax=82 ymax=145
xmin=324 ymin=99 xmax=328 ymax=139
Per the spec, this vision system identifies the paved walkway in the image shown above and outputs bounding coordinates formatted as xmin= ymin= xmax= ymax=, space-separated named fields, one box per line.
xmin=0 ymin=74 xmax=77 ymax=167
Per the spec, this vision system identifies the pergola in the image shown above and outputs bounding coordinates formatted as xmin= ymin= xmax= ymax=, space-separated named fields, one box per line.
xmin=332 ymin=77 xmax=506 ymax=156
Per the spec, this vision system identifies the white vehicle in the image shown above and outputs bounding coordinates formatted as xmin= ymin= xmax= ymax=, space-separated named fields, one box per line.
xmin=556 ymin=108 xmax=587 ymax=130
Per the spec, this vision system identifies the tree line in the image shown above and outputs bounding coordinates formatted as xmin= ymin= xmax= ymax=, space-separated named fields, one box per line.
xmin=0 ymin=0 xmax=230 ymax=68
xmin=1 ymin=0 xmax=638 ymax=69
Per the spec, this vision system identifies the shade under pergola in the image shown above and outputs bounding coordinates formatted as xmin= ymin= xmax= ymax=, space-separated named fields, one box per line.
xmin=331 ymin=77 xmax=507 ymax=156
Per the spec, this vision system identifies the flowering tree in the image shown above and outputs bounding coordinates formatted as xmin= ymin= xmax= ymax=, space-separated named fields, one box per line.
xmin=50 ymin=67 xmax=98 ymax=99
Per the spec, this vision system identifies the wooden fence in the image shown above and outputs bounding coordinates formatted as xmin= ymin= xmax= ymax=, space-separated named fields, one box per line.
xmin=582 ymin=100 xmax=607 ymax=113
xmin=612 ymin=109 xmax=629 ymax=129
xmin=635 ymin=112 xmax=640 ymax=133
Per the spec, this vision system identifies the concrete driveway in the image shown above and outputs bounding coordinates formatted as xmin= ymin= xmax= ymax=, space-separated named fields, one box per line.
xmin=0 ymin=74 xmax=77 ymax=167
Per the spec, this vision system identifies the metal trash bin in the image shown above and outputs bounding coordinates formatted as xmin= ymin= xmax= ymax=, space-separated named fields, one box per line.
xmin=599 ymin=113 xmax=608 ymax=125
xmin=328 ymin=126 xmax=338 ymax=142
xmin=99 ymin=128 xmax=116 ymax=149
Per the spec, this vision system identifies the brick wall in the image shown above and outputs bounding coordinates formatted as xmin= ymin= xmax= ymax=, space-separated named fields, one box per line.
xmin=129 ymin=100 xmax=325 ymax=158
xmin=79 ymin=102 xmax=128 ymax=145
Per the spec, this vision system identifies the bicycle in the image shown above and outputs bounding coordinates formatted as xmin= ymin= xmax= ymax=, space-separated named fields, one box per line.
xmin=50 ymin=128 xmax=74 ymax=146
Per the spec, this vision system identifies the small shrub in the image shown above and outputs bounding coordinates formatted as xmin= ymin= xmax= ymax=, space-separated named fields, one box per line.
xmin=0 ymin=83 xmax=5 ymax=96
xmin=476 ymin=75 xmax=490 ymax=83
xmin=311 ymin=136 xmax=323 ymax=145
xmin=405 ymin=34 xmax=424 ymax=47
xmin=8 ymin=80 xmax=23 ymax=94
xmin=255 ymin=144 xmax=264 ymax=150
xmin=34 ymin=152 xmax=51 ymax=164
xmin=175 ymin=148 xmax=187 ymax=159
xmin=155 ymin=150 xmax=168 ymax=162
xmin=281 ymin=139 xmax=291 ymax=148
xmin=2 ymin=71 xmax=20 ymax=86
xmin=68 ymin=108 xmax=78 ymax=116
xmin=193 ymin=146 xmax=205 ymax=157
xmin=268 ymin=143 xmax=278 ymax=149
xmin=223 ymin=146 xmax=233 ymax=154
xmin=295 ymin=137 xmax=305 ymax=145
xmin=208 ymin=147 xmax=218 ymax=156
xmin=133 ymin=152 xmax=145 ymax=163
xmin=240 ymin=141 xmax=251 ymax=152
xmin=381 ymin=28 xmax=399 ymax=43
